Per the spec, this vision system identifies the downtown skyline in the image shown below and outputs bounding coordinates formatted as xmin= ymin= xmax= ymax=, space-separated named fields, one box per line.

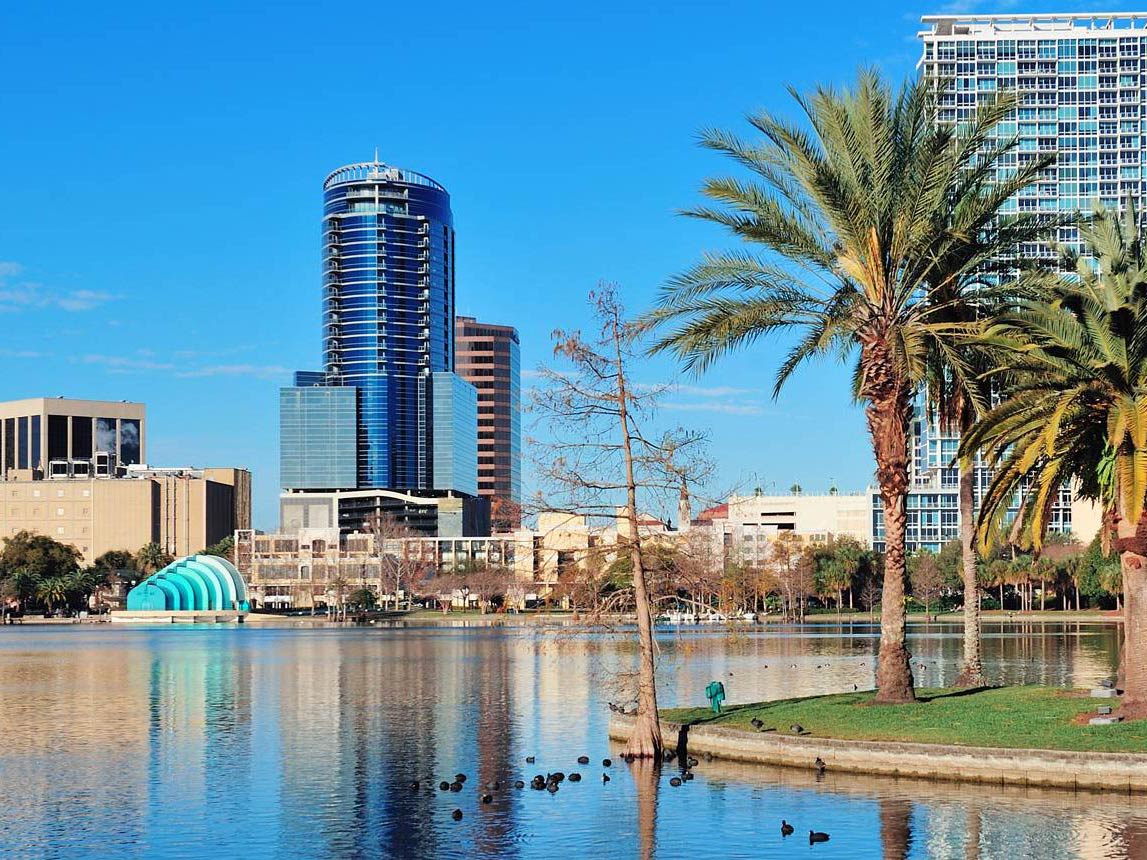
xmin=7 ymin=1 xmax=1144 ymax=528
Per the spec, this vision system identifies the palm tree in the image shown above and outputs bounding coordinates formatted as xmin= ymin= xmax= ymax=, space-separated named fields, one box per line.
xmin=961 ymin=203 xmax=1147 ymax=712
xmin=645 ymin=70 xmax=1043 ymax=702
xmin=36 ymin=576 xmax=70 ymax=614
xmin=68 ymin=567 xmax=108 ymax=610
xmin=2 ymin=568 xmax=39 ymax=605
xmin=923 ymin=216 xmax=1061 ymax=686
xmin=135 ymin=542 xmax=173 ymax=574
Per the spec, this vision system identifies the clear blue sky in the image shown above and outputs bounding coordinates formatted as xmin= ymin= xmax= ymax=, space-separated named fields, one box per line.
xmin=0 ymin=1 xmax=1128 ymax=529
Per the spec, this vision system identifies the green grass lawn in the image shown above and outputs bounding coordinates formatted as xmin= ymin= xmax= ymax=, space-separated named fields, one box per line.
xmin=662 ymin=687 xmax=1147 ymax=753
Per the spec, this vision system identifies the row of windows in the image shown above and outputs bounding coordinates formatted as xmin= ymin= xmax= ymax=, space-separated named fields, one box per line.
xmin=928 ymin=38 xmax=1140 ymax=62
xmin=6 ymin=506 xmax=91 ymax=517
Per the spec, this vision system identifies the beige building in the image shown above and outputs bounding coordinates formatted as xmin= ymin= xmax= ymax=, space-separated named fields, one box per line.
xmin=688 ymin=491 xmax=872 ymax=568
xmin=237 ymin=508 xmax=675 ymax=609
xmin=0 ymin=398 xmax=250 ymax=564
xmin=0 ymin=466 xmax=251 ymax=565
xmin=1 ymin=397 xmax=145 ymax=480
xmin=236 ymin=527 xmax=535 ymax=609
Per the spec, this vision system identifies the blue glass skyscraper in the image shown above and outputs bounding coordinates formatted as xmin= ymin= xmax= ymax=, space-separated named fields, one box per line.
xmin=322 ymin=160 xmax=455 ymax=489
xmin=280 ymin=158 xmax=484 ymax=536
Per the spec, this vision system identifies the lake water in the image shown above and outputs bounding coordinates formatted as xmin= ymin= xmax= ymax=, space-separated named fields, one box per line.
xmin=0 ymin=619 xmax=1140 ymax=859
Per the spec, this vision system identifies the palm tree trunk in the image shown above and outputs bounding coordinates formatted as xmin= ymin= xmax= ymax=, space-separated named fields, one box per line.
xmin=866 ymin=382 xmax=916 ymax=704
xmin=955 ymin=462 xmax=986 ymax=687
xmin=1116 ymin=509 xmax=1147 ymax=714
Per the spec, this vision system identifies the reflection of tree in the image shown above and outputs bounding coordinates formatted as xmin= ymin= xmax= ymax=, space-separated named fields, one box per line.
xmin=964 ymin=803 xmax=981 ymax=860
xmin=880 ymin=799 xmax=912 ymax=860
xmin=629 ymin=757 xmax=660 ymax=860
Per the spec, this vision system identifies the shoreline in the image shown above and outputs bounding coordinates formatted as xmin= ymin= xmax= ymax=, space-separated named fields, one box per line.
xmin=608 ymin=712 xmax=1147 ymax=794
xmin=0 ymin=609 xmax=1124 ymax=628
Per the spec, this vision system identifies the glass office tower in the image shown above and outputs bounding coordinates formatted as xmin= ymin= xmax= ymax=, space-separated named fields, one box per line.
xmin=280 ymin=159 xmax=484 ymax=535
xmin=872 ymin=13 xmax=1147 ymax=551
xmin=322 ymin=159 xmax=456 ymax=490
xmin=280 ymin=384 xmax=357 ymax=491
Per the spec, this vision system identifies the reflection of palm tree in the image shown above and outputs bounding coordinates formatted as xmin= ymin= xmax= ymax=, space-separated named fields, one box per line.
xmin=629 ymin=757 xmax=660 ymax=860
xmin=880 ymin=799 xmax=912 ymax=860
xmin=964 ymin=803 xmax=981 ymax=860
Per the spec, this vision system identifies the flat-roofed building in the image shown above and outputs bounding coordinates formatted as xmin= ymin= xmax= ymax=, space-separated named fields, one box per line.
xmin=0 ymin=397 xmax=250 ymax=564
xmin=0 ymin=397 xmax=145 ymax=481
xmin=455 ymin=316 xmax=521 ymax=529
xmin=0 ymin=465 xmax=251 ymax=565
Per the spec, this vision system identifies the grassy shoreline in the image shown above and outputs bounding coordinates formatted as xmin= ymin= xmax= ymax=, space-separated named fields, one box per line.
xmin=662 ymin=687 xmax=1147 ymax=754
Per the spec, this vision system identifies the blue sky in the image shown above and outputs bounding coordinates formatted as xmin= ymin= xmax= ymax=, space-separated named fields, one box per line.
xmin=0 ymin=1 xmax=1131 ymax=528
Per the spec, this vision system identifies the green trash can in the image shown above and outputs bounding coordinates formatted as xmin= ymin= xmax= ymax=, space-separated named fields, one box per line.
xmin=705 ymin=680 xmax=726 ymax=714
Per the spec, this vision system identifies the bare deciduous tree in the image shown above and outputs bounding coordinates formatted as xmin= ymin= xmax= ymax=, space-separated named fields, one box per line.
xmin=909 ymin=552 xmax=945 ymax=619
xmin=364 ymin=512 xmax=427 ymax=611
xmin=531 ymin=284 xmax=712 ymax=760
xmin=768 ymin=533 xmax=813 ymax=621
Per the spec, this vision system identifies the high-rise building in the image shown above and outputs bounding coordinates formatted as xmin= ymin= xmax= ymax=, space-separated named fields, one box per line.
xmin=0 ymin=397 xmax=145 ymax=480
xmin=871 ymin=13 xmax=1146 ymax=552
xmin=455 ymin=316 xmax=521 ymax=529
xmin=919 ymin=13 xmax=1146 ymax=262
xmin=281 ymin=158 xmax=485 ymax=536
xmin=0 ymin=397 xmax=250 ymax=564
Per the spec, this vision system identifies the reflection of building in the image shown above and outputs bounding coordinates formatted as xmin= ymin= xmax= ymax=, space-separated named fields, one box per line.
xmin=455 ymin=316 xmax=521 ymax=528
xmin=280 ymin=158 xmax=485 ymax=536
xmin=0 ymin=397 xmax=250 ymax=564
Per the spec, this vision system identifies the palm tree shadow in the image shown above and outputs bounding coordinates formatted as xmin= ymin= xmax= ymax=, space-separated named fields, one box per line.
xmin=916 ymin=686 xmax=994 ymax=704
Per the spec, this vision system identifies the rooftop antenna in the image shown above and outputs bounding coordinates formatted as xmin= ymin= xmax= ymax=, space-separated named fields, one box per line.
xmin=374 ymin=146 xmax=380 ymax=164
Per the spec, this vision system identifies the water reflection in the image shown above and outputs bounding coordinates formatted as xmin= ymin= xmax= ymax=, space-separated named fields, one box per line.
xmin=880 ymin=799 xmax=912 ymax=860
xmin=0 ymin=622 xmax=1137 ymax=859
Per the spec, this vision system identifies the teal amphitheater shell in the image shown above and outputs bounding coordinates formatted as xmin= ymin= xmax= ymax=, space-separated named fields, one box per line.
xmin=126 ymin=555 xmax=249 ymax=612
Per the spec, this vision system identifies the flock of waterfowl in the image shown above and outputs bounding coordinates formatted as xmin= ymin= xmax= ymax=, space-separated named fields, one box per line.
xmin=416 ymin=750 xmax=831 ymax=845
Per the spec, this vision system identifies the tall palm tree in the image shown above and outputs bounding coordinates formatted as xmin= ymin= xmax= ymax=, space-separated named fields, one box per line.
xmin=961 ymin=203 xmax=1147 ymax=712
xmin=645 ymin=70 xmax=1045 ymax=702
xmin=36 ymin=576 xmax=70 ymax=614
xmin=922 ymin=198 xmax=1060 ymax=687
xmin=135 ymin=542 xmax=172 ymax=575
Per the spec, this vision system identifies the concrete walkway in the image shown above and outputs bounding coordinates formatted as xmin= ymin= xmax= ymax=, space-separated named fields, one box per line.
xmin=609 ymin=714 xmax=1147 ymax=793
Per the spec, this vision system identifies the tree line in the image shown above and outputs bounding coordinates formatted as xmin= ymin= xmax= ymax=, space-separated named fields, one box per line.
xmin=0 ymin=531 xmax=234 ymax=615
